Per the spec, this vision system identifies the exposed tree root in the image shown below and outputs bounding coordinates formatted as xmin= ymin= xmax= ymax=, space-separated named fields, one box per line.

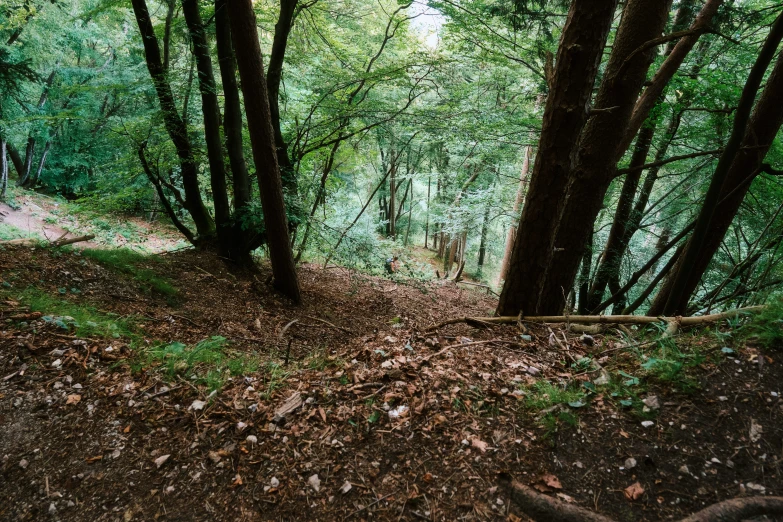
xmin=430 ymin=306 xmax=763 ymax=331
xmin=1 ymin=234 xmax=95 ymax=247
xmin=499 ymin=474 xmax=783 ymax=522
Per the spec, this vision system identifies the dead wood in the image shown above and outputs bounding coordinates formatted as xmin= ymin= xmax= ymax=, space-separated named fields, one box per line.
xmin=0 ymin=234 xmax=95 ymax=248
xmin=430 ymin=306 xmax=763 ymax=331
xmin=500 ymin=473 xmax=783 ymax=522
xmin=271 ymin=392 xmax=303 ymax=425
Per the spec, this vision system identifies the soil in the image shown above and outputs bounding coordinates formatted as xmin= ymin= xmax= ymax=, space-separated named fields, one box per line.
xmin=0 ymin=244 xmax=781 ymax=521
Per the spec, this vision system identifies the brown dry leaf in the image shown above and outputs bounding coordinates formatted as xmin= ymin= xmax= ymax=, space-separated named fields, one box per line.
xmin=556 ymin=492 xmax=574 ymax=503
xmin=123 ymin=425 xmax=131 ymax=433
xmin=85 ymin=455 xmax=103 ymax=463
xmin=619 ymin=429 xmax=630 ymax=438
xmin=318 ymin=406 xmax=327 ymax=423
xmin=542 ymin=474 xmax=562 ymax=490
xmin=422 ymin=472 xmax=433 ymax=483
xmin=471 ymin=438 xmax=488 ymax=453
xmin=66 ymin=394 xmax=81 ymax=405
xmin=624 ymin=481 xmax=645 ymax=501
xmin=233 ymin=474 xmax=243 ymax=486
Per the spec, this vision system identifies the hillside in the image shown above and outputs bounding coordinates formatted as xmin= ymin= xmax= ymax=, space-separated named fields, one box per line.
xmin=1 ymin=243 xmax=781 ymax=521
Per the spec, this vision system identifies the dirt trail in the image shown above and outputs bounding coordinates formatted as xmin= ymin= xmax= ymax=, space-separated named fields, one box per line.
xmin=0 ymin=193 xmax=183 ymax=251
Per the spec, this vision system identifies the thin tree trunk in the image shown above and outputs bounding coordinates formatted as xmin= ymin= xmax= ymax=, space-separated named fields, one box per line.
xmin=477 ymin=198 xmax=491 ymax=274
xmin=587 ymin=121 xmax=656 ymax=311
xmin=389 ymin=160 xmax=397 ymax=238
xmin=182 ymin=0 xmax=231 ymax=252
xmin=0 ymin=139 xmax=7 ymax=198
xmin=498 ymin=145 xmax=531 ymax=284
xmin=424 ymin=176 xmax=430 ymax=248
xmin=295 ymin=139 xmax=340 ymax=262
xmin=654 ymin=16 xmax=783 ymax=314
xmin=497 ymin=0 xmax=618 ymax=316
xmin=577 ymin=227 xmax=594 ymax=314
xmin=131 ymin=0 xmax=215 ymax=238
xmin=228 ymin=0 xmax=301 ymax=303
xmin=266 ymin=0 xmax=298 ymax=187
xmin=16 ymin=137 xmax=34 ymax=186
xmin=6 ymin=141 xmax=24 ymax=179
xmin=27 ymin=140 xmax=50 ymax=187
xmin=214 ymin=0 xmax=251 ymax=210
xmin=404 ymin=181 xmax=413 ymax=246
xmin=537 ymin=0 xmax=674 ymax=314
xmin=163 ymin=0 xmax=176 ymax=72
xmin=624 ymin=243 xmax=683 ymax=314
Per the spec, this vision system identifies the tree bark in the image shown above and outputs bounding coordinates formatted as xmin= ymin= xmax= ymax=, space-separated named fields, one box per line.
xmin=498 ymin=145 xmax=531 ymax=285
xmin=228 ymin=0 xmax=301 ymax=303
xmin=266 ymin=0 xmax=298 ymax=187
xmin=6 ymin=141 xmax=24 ymax=179
xmin=28 ymin=140 xmax=50 ymax=187
xmin=477 ymin=197 xmax=491 ymax=274
xmin=587 ymin=121 xmax=656 ymax=311
xmin=182 ymin=0 xmax=231 ymax=252
xmin=131 ymin=0 xmax=215 ymax=238
xmin=163 ymin=0 xmax=176 ymax=72
xmin=537 ymin=0 xmax=673 ymax=315
xmin=653 ymin=16 xmax=783 ymax=315
xmin=496 ymin=0 xmax=619 ymax=316
xmin=214 ymin=0 xmax=251 ymax=210
xmin=0 ymin=139 xmax=7 ymax=198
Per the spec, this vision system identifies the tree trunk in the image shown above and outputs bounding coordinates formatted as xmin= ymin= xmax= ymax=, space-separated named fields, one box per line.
xmin=586 ymin=121 xmax=656 ymax=311
xmin=163 ymin=0 xmax=176 ymax=71
xmin=577 ymin=226 xmax=594 ymax=314
xmin=498 ymin=145 xmax=531 ymax=284
xmin=424 ymin=176 xmax=430 ymax=248
xmin=404 ymin=181 xmax=413 ymax=246
xmin=182 ymin=0 xmax=231 ymax=252
xmin=0 ymin=139 xmax=7 ymax=198
xmin=228 ymin=0 xmax=301 ymax=303
xmin=16 ymin=137 xmax=34 ymax=186
xmin=497 ymin=0 xmax=619 ymax=316
xmin=653 ymin=17 xmax=783 ymax=315
xmin=388 ymin=161 xmax=397 ymax=238
xmin=6 ymin=141 xmax=24 ymax=179
xmin=27 ymin=140 xmax=50 ymax=187
xmin=266 ymin=0 xmax=298 ymax=188
xmin=536 ymin=0 xmax=673 ymax=315
xmin=131 ymin=0 xmax=215 ymax=238
xmin=295 ymin=139 xmax=340 ymax=262
xmin=214 ymin=0 xmax=251 ymax=210
xmin=477 ymin=197 xmax=491 ymax=275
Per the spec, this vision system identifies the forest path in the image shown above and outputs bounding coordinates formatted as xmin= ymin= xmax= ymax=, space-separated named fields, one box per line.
xmin=0 ymin=190 xmax=184 ymax=252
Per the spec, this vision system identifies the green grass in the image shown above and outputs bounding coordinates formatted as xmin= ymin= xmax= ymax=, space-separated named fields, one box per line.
xmin=0 ymin=223 xmax=39 ymax=242
xmin=741 ymin=298 xmax=783 ymax=348
xmin=523 ymin=380 xmax=587 ymax=410
xmin=7 ymin=287 xmax=140 ymax=339
xmin=81 ymin=248 xmax=177 ymax=299
xmin=143 ymin=336 xmax=271 ymax=393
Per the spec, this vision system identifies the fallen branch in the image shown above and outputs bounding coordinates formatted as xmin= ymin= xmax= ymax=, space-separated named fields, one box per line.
xmin=0 ymin=234 xmax=95 ymax=248
xmin=499 ymin=473 xmax=783 ymax=522
xmin=430 ymin=306 xmax=763 ymax=331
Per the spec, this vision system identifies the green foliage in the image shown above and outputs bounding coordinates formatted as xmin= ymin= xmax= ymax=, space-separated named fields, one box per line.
xmin=522 ymin=380 xmax=587 ymax=410
xmin=6 ymin=287 xmax=139 ymax=339
xmin=80 ymin=248 xmax=177 ymax=298
xmin=144 ymin=336 xmax=262 ymax=392
xmin=741 ymin=298 xmax=783 ymax=348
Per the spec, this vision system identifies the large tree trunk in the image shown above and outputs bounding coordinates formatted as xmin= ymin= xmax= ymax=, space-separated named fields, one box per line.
xmin=498 ymin=145 xmax=531 ymax=285
xmin=228 ymin=0 xmax=301 ymax=303
xmin=652 ymin=19 xmax=783 ymax=315
xmin=214 ymin=0 xmax=251 ymax=210
xmin=536 ymin=0 xmax=673 ymax=315
xmin=6 ymin=141 xmax=24 ymax=179
xmin=497 ymin=0 xmax=619 ymax=316
xmin=130 ymin=0 xmax=215 ymax=239
xmin=182 ymin=0 xmax=231 ymax=252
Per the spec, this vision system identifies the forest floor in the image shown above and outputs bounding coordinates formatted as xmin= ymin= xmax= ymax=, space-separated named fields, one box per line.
xmin=0 ymin=189 xmax=185 ymax=252
xmin=0 ymin=243 xmax=781 ymax=522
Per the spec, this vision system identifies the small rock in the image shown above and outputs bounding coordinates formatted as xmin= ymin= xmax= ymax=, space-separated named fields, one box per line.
xmin=246 ymin=435 xmax=258 ymax=444
xmin=718 ymin=396 xmax=728 ymax=401
xmin=19 ymin=459 xmax=29 ymax=470
xmin=72 ymin=383 xmax=82 ymax=389
xmin=526 ymin=366 xmax=541 ymax=377
xmin=710 ymin=457 xmax=721 ymax=465
xmin=154 ymin=454 xmax=170 ymax=469
xmin=580 ymin=335 xmax=594 ymax=347
xmin=51 ymin=359 xmax=62 ymax=368
xmin=726 ymin=459 xmax=735 ymax=469
xmin=340 ymin=481 xmax=352 ymax=494
xmin=270 ymin=477 xmax=280 ymax=488
xmin=641 ymin=421 xmax=654 ymax=428
xmin=308 ymin=474 xmax=321 ymax=492
xmin=746 ymin=482 xmax=765 ymax=493
xmin=49 ymin=503 xmax=57 ymax=514
xmin=573 ymin=461 xmax=584 ymax=469
xmin=236 ymin=422 xmax=247 ymax=432
xmin=520 ymin=334 xmax=532 ymax=342
xmin=624 ymin=458 xmax=637 ymax=470
xmin=678 ymin=465 xmax=690 ymax=475
xmin=388 ymin=405 xmax=408 ymax=419
xmin=750 ymin=419 xmax=763 ymax=443
xmin=190 ymin=400 xmax=206 ymax=411
xmin=642 ymin=395 xmax=661 ymax=410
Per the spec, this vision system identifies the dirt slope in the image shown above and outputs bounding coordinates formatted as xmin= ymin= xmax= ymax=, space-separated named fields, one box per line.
xmin=0 ymin=245 xmax=781 ymax=521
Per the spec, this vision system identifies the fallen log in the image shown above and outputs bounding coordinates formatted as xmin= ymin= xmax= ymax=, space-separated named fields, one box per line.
xmin=429 ymin=306 xmax=763 ymax=331
xmin=0 ymin=234 xmax=95 ymax=248
xmin=499 ymin=474 xmax=783 ymax=522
